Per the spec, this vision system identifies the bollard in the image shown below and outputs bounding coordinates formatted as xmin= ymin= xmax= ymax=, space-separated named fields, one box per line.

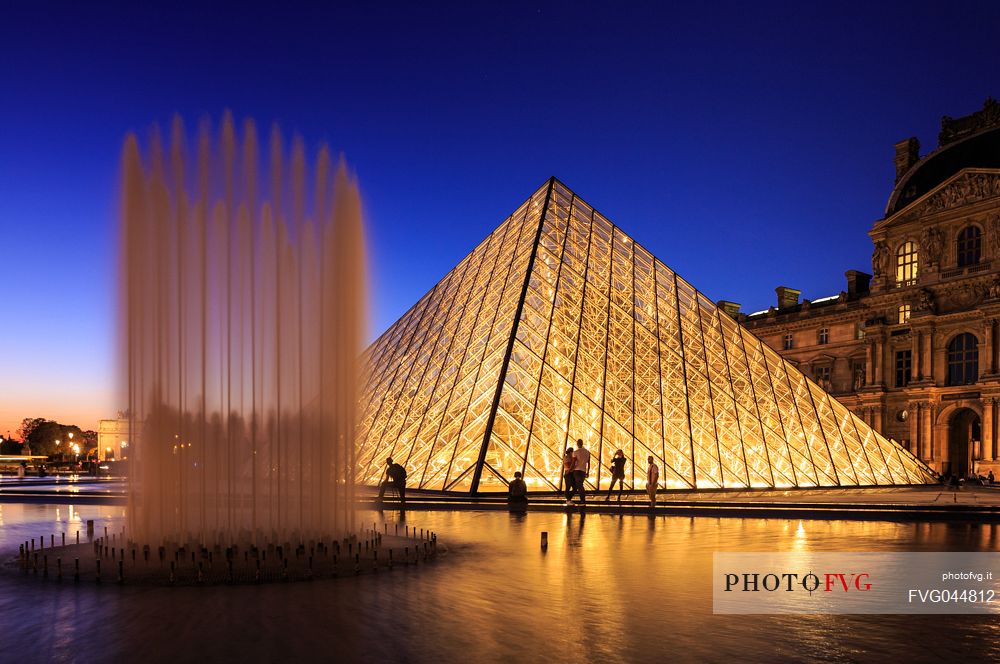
xmin=354 ymin=553 xmax=360 ymax=575
xmin=86 ymin=520 xmax=94 ymax=536
xmin=57 ymin=557 xmax=62 ymax=582
xmin=33 ymin=553 xmax=38 ymax=575
xmin=62 ymin=532 xmax=65 ymax=546
xmin=95 ymin=559 xmax=101 ymax=584
xmin=76 ymin=531 xmax=80 ymax=545
xmin=118 ymin=560 xmax=124 ymax=585
xmin=169 ymin=561 xmax=175 ymax=585
xmin=40 ymin=535 xmax=43 ymax=551
xmin=31 ymin=538 xmax=35 ymax=552
xmin=540 ymin=532 xmax=548 ymax=549
xmin=51 ymin=534 xmax=54 ymax=547
xmin=74 ymin=558 xmax=80 ymax=583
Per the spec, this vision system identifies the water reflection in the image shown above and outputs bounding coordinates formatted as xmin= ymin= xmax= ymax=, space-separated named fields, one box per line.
xmin=1 ymin=506 xmax=998 ymax=662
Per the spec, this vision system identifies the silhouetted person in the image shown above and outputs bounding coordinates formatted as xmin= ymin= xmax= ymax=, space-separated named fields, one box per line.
xmin=378 ymin=457 xmax=408 ymax=504
xmin=570 ymin=438 xmax=591 ymax=504
xmin=990 ymin=470 xmax=996 ymax=485
xmin=508 ymin=471 xmax=528 ymax=511
xmin=17 ymin=462 xmax=25 ymax=479
xmin=647 ymin=456 xmax=659 ymax=508
xmin=562 ymin=447 xmax=577 ymax=506
xmin=606 ymin=449 xmax=626 ymax=502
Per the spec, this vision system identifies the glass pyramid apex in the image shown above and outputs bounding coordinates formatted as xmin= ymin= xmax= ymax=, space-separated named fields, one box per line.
xmin=357 ymin=178 xmax=937 ymax=493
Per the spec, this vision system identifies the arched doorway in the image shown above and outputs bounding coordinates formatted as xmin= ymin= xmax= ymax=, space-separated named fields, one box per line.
xmin=947 ymin=408 xmax=981 ymax=477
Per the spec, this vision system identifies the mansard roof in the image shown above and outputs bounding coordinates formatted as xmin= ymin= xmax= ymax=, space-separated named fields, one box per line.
xmin=886 ymin=116 xmax=1000 ymax=217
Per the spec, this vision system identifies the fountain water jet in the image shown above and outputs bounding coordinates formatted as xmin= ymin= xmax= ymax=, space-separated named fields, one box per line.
xmin=121 ymin=113 xmax=365 ymax=547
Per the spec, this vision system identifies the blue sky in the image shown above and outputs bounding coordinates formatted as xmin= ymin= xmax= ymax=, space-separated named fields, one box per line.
xmin=1 ymin=1 xmax=998 ymax=433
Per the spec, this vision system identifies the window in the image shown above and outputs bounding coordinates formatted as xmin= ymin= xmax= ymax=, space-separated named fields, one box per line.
xmin=783 ymin=333 xmax=794 ymax=350
xmin=947 ymin=333 xmax=979 ymax=386
xmin=856 ymin=325 xmax=866 ymax=340
xmin=896 ymin=241 xmax=918 ymax=286
xmin=818 ymin=328 xmax=829 ymax=345
xmin=957 ymin=226 xmax=982 ymax=267
xmin=895 ymin=350 xmax=912 ymax=388
xmin=814 ymin=365 xmax=831 ymax=389
xmin=852 ymin=360 xmax=866 ymax=390
xmin=898 ymin=304 xmax=911 ymax=325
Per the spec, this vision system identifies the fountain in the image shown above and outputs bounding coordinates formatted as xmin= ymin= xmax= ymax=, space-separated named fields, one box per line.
xmin=120 ymin=113 xmax=365 ymax=548
xmin=1 ymin=115 xmax=440 ymax=586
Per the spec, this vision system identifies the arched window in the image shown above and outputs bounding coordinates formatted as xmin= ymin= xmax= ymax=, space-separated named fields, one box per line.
xmin=947 ymin=333 xmax=979 ymax=386
xmin=957 ymin=226 xmax=982 ymax=267
xmin=896 ymin=241 xmax=919 ymax=286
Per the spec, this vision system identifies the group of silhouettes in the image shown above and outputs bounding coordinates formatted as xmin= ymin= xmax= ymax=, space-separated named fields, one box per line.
xmin=378 ymin=440 xmax=663 ymax=511
xmin=556 ymin=438 xmax=659 ymax=508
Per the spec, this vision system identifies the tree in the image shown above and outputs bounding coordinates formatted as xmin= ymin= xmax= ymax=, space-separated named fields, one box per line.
xmin=24 ymin=421 xmax=85 ymax=458
xmin=17 ymin=417 xmax=46 ymax=445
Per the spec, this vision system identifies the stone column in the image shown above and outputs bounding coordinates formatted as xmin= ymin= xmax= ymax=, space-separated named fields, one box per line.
xmin=934 ymin=341 xmax=948 ymax=387
xmin=985 ymin=398 xmax=996 ymax=462
xmin=981 ymin=322 xmax=993 ymax=378
xmin=866 ymin=340 xmax=876 ymax=385
xmin=922 ymin=330 xmax=934 ymax=381
xmin=908 ymin=401 xmax=920 ymax=456
xmin=926 ymin=403 xmax=938 ymax=462
xmin=912 ymin=332 xmax=922 ymax=381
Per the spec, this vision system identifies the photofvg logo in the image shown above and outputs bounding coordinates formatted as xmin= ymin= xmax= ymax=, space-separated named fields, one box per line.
xmin=723 ymin=570 xmax=871 ymax=594
xmin=713 ymin=552 xmax=1000 ymax=615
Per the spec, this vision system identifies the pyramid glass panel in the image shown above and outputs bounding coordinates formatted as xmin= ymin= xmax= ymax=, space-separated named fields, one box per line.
xmin=357 ymin=178 xmax=937 ymax=492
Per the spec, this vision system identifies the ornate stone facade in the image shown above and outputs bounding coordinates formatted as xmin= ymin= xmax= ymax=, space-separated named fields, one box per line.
xmin=737 ymin=99 xmax=1000 ymax=479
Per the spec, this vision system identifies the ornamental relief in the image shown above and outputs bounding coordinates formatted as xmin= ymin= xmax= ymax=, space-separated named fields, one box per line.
xmin=918 ymin=173 xmax=1000 ymax=215
xmin=988 ymin=214 xmax=1000 ymax=258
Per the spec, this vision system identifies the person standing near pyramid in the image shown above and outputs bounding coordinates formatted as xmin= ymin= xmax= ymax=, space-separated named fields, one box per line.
xmin=647 ymin=456 xmax=659 ymax=508
xmin=572 ymin=438 xmax=591 ymax=505
xmin=563 ymin=447 xmax=577 ymax=506
xmin=606 ymin=449 xmax=627 ymax=501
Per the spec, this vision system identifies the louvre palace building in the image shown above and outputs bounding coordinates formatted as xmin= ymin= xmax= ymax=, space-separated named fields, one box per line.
xmin=738 ymin=98 xmax=1000 ymax=479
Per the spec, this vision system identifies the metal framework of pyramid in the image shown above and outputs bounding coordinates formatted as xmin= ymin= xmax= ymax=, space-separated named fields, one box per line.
xmin=357 ymin=178 xmax=936 ymax=494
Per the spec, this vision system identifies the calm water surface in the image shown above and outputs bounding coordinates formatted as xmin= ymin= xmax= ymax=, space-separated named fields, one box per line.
xmin=1 ymin=503 xmax=998 ymax=663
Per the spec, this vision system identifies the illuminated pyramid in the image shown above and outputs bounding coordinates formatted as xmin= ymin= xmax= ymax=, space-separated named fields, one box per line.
xmin=356 ymin=178 xmax=936 ymax=493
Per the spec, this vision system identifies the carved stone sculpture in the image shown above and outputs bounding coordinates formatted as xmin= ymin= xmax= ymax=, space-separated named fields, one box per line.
xmin=872 ymin=240 xmax=889 ymax=278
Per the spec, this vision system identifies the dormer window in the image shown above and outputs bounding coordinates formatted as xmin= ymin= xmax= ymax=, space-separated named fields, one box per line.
xmin=957 ymin=226 xmax=982 ymax=267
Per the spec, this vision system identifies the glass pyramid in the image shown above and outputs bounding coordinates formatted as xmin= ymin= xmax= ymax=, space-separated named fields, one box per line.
xmin=357 ymin=178 xmax=936 ymax=493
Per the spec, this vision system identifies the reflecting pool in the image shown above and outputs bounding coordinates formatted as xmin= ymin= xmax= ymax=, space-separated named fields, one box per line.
xmin=2 ymin=504 xmax=998 ymax=662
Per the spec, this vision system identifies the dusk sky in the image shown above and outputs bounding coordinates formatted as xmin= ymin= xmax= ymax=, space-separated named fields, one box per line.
xmin=2 ymin=1 xmax=999 ymax=435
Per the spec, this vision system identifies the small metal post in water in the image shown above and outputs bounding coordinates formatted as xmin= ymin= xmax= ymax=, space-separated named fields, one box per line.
xmin=95 ymin=559 xmax=101 ymax=584
xmin=74 ymin=558 xmax=80 ymax=583
xmin=57 ymin=557 xmax=62 ymax=582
